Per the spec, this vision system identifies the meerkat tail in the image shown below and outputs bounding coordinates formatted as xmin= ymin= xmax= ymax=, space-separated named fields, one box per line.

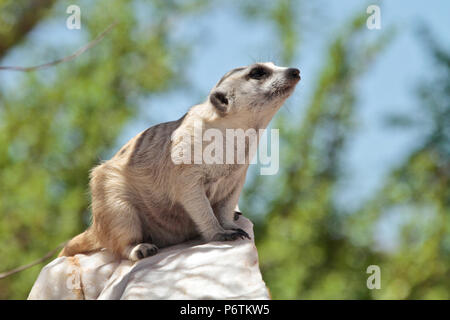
xmin=58 ymin=229 xmax=100 ymax=257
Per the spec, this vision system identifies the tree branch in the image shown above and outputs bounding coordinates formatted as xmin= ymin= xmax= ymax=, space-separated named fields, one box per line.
xmin=0 ymin=242 xmax=67 ymax=279
xmin=0 ymin=22 xmax=117 ymax=72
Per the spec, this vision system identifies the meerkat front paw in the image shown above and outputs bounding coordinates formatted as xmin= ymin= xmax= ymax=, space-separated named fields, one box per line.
xmin=129 ymin=243 xmax=159 ymax=261
xmin=232 ymin=228 xmax=250 ymax=240
xmin=212 ymin=228 xmax=251 ymax=241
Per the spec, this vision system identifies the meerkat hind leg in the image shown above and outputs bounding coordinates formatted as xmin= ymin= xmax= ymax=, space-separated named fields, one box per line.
xmin=96 ymin=198 xmax=159 ymax=261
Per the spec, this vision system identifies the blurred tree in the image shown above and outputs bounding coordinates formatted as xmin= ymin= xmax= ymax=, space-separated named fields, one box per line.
xmin=240 ymin=0 xmax=300 ymax=63
xmin=0 ymin=0 xmax=207 ymax=299
xmin=346 ymin=29 xmax=450 ymax=299
xmin=242 ymin=9 xmax=449 ymax=299
xmin=0 ymin=0 xmax=56 ymax=58
xmin=243 ymin=13 xmax=392 ymax=299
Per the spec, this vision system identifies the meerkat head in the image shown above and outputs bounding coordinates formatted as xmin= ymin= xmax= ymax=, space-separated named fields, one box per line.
xmin=208 ymin=62 xmax=300 ymax=119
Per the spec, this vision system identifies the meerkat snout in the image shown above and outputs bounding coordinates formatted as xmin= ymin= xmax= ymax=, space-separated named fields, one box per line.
xmin=286 ymin=67 xmax=301 ymax=81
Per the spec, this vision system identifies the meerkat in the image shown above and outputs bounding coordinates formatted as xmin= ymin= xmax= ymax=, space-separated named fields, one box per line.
xmin=59 ymin=62 xmax=300 ymax=261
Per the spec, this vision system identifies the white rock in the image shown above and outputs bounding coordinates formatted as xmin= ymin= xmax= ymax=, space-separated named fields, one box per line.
xmin=28 ymin=217 xmax=270 ymax=300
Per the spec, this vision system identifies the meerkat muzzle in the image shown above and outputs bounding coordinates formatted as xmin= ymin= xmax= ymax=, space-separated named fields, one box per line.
xmin=286 ymin=67 xmax=301 ymax=82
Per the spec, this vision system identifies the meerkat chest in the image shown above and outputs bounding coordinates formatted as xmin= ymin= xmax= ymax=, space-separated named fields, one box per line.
xmin=204 ymin=176 xmax=234 ymax=203
xmin=203 ymin=164 xmax=245 ymax=202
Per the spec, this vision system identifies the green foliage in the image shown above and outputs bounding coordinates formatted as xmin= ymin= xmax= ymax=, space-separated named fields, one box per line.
xmin=0 ymin=0 xmax=57 ymax=58
xmin=0 ymin=0 xmax=204 ymax=299
xmin=243 ymin=13 xmax=391 ymax=299
xmin=242 ymin=11 xmax=449 ymax=299
xmin=345 ymin=31 xmax=450 ymax=299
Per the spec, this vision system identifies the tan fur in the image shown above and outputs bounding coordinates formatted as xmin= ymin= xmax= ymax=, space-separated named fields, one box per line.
xmin=59 ymin=62 xmax=300 ymax=261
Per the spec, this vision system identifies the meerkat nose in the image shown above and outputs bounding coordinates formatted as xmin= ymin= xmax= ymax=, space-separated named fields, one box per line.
xmin=286 ymin=68 xmax=300 ymax=81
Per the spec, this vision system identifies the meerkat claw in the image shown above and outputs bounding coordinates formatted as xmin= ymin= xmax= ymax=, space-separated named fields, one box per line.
xmin=233 ymin=228 xmax=251 ymax=240
xmin=213 ymin=229 xmax=249 ymax=241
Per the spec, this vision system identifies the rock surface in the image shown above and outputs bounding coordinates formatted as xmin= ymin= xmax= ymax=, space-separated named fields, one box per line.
xmin=28 ymin=217 xmax=270 ymax=300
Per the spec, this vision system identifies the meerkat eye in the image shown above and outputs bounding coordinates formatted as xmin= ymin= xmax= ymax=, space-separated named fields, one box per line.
xmin=248 ymin=67 xmax=268 ymax=80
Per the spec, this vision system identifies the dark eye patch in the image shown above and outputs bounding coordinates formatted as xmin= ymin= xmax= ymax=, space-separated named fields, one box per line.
xmin=248 ymin=66 xmax=270 ymax=80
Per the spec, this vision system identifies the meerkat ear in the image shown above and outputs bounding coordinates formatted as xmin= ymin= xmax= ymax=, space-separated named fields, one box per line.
xmin=210 ymin=91 xmax=229 ymax=114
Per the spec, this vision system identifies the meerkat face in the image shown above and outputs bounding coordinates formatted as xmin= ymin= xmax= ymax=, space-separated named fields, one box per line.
xmin=209 ymin=62 xmax=300 ymax=116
